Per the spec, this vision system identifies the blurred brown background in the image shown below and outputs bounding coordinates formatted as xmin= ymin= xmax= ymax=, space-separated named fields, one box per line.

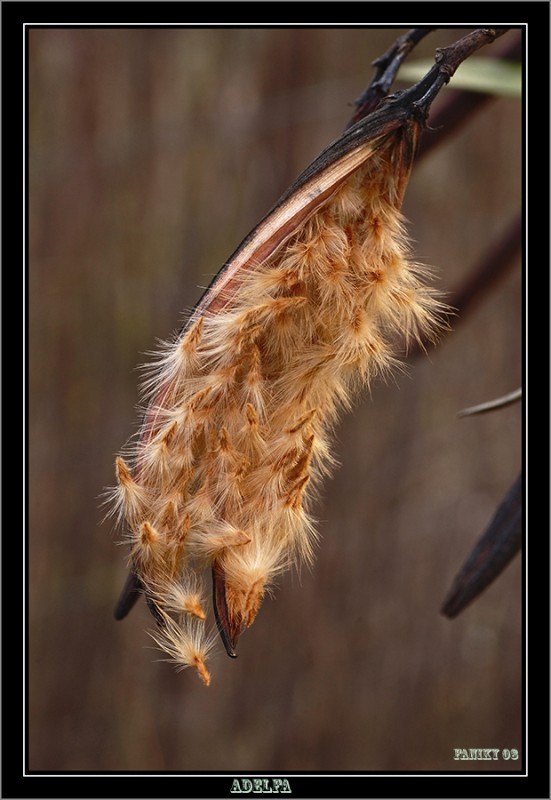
xmin=28 ymin=27 xmax=522 ymax=773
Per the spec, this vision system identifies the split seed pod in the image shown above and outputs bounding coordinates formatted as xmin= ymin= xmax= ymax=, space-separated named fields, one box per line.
xmin=107 ymin=73 xmax=449 ymax=685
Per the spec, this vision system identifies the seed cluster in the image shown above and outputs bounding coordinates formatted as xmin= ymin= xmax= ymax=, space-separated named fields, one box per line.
xmin=107 ymin=122 xmax=444 ymax=685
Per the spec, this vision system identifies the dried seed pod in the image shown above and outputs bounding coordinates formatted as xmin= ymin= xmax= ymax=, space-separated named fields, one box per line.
xmin=107 ymin=33 xmax=503 ymax=682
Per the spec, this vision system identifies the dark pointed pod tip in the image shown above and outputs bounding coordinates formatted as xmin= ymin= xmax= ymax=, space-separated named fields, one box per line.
xmin=113 ymin=567 xmax=143 ymax=621
xmin=441 ymin=474 xmax=522 ymax=618
xmin=212 ymin=561 xmax=241 ymax=658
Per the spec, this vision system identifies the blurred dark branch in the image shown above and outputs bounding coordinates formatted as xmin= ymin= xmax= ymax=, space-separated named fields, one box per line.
xmin=407 ymin=213 xmax=522 ymax=359
xmin=446 ymin=214 xmax=522 ymax=316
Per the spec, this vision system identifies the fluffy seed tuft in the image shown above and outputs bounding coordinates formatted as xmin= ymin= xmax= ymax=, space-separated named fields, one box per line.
xmin=148 ymin=611 xmax=216 ymax=686
xmin=109 ymin=108 xmax=446 ymax=684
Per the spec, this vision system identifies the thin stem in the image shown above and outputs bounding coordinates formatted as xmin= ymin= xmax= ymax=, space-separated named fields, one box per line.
xmin=458 ymin=388 xmax=522 ymax=417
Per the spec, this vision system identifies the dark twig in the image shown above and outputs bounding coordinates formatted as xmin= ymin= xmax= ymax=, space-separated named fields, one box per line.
xmin=347 ymin=27 xmax=436 ymax=126
xmin=337 ymin=29 xmax=513 ymax=152
xmin=416 ymin=30 xmax=522 ymax=160
xmin=390 ymin=27 xmax=512 ymax=125
xmin=348 ymin=28 xmax=520 ymax=147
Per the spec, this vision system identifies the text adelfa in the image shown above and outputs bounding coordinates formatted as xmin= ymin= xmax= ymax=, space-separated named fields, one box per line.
xmin=231 ymin=778 xmax=292 ymax=793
